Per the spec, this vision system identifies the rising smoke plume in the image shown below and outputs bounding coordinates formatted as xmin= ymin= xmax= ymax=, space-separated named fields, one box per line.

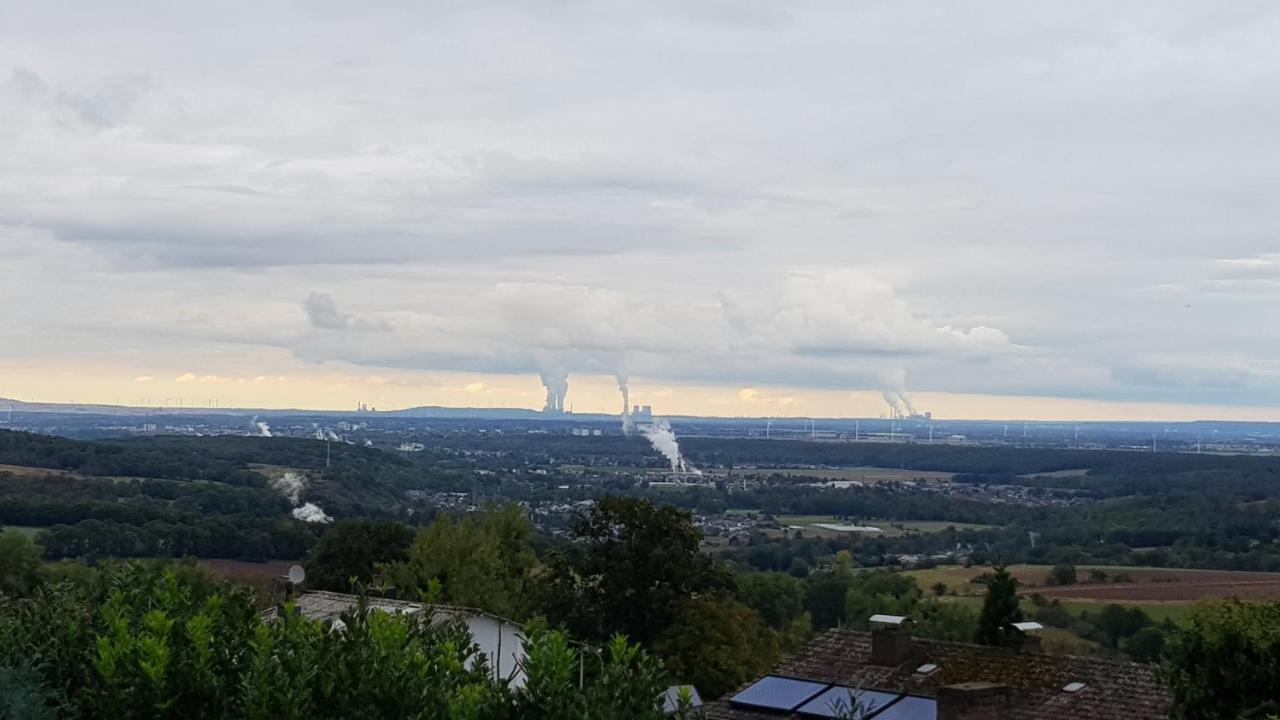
xmin=539 ymin=369 xmax=568 ymax=413
xmin=249 ymin=416 xmax=272 ymax=437
xmin=616 ymin=373 xmax=635 ymax=435
xmin=881 ymin=369 xmax=918 ymax=418
xmin=270 ymin=471 xmax=332 ymax=523
xmin=642 ymin=418 xmax=699 ymax=474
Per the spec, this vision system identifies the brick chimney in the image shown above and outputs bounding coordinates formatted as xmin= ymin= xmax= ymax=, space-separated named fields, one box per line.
xmin=937 ymin=682 xmax=1010 ymax=720
xmin=870 ymin=626 xmax=913 ymax=666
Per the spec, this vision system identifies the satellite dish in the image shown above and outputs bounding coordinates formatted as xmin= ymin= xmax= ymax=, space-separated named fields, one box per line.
xmin=288 ymin=565 xmax=306 ymax=585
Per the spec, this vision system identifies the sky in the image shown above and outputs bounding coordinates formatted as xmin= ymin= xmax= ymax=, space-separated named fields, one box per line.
xmin=2 ymin=1 xmax=1279 ymax=421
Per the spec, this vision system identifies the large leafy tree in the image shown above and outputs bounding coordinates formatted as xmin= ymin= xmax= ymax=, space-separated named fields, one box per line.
xmin=0 ymin=529 xmax=43 ymax=598
xmin=974 ymin=566 xmax=1024 ymax=646
xmin=1162 ymin=600 xmax=1280 ymax=719
xmin=541 ymin=497 xmax=731 ymax=645
xmin=303 ymin=520 xmax=416 ymax=592
xmin=735 ymin=572 xmax=806 ymax=630
xmin=383 ymin=505 xmax=538 ymax=618
xmin=653 ymin=597 xmax=777 ymax=699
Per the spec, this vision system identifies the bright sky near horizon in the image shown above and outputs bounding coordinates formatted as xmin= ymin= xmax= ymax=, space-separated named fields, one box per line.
xmin=2 ymin=2 xmax=1279 ymax=421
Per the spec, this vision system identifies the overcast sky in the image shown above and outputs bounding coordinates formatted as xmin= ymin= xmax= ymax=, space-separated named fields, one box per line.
xmin=2 ymin=1 xmax=1279 ymax=420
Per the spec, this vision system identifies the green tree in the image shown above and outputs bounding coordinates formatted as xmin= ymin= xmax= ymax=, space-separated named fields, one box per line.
xmin=974 ymin=566 xmax=1024 ymax=646
xmin=735 ymin=572 xmax=805 ymax=630
xmin=1122 ymin=626 xmax=1166 ymax=664
xmin=915 ymin=599 xmax=978 ymax=643
xmin=384 ymin=505 xmax=537 ymax=618
xmin=653 ymin=597 xmax=776 ymax=700
xmin=540 ymin=497 xmax=730 ymax=645
xmin=1162 ymin=600 xmax=1280 ymax=719
xmin=1046 ymin=565 xmax=1078 ymax=586
xmin=0 ymin=529 xmax=43 ymax=598
xmin=302 ymin=520 xmax=416 ymax=591
xmin=804 ymin=570 xmax=853 ymax=630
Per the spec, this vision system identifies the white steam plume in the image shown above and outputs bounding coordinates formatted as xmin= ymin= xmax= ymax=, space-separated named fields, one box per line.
xmin=249 ymin=416 xmax=273 ymax=437
xmin=642 ymin=418 xmax=700 ymax=475
xmin=270 ymin=471 xmax=332 ymax=524
xmin=314 ymin=427 xmax=341 ymax=442
xmin=539 ymin=369 xmax=568 ymax=413
xmin=882 ymin=369 xmax=917 ymax=417
xmin=616 ymin=373 xmax=634 ymax=435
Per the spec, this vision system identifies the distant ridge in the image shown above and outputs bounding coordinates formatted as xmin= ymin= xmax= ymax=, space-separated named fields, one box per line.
xmin=1 ymin=396 xmax=1278 ymax=429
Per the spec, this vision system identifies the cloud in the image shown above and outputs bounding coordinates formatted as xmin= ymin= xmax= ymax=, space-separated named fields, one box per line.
xmin=175 ymin=373 xmax=197 ymax=383
xmin=5 ymin=3 xmax=1280 ymax=409
xmin=304 ymin=292 xmax=391 ymax=332
xmin=134 ymin=376 xmax=154 ymax=383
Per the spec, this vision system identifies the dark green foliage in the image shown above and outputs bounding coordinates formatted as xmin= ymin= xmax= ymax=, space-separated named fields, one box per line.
xmin=804 ymin=571 xmax=853 ymax=630
xmin=0 ymin=529 xmax=43 ymax=597
xmin=1122 ymin=626 xmax=1167 ymax=664
xmin=303 ymin=520 xmax=416 ymax=591
xmin=974 ymin=566 xmax=1023 ymax=646
xmin=735 ymin=572 xmax=805 ymax=630
xmin=541 ymin=497 xmax=730 ymax=645
xmin=653 ymin=597 xmax=776 ymax=699
xmin=1046 ymin=564 xmax=1077 ymax=586
xmin=1162 ymin=600 xmax=1280 ymax=719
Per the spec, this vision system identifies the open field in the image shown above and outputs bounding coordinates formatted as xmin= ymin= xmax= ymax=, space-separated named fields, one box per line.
xmin=1 ymin=525 xmax=43 ymax=538
xmin=939 ymin=595 xmax=1194 ymax=625
xmin=1019 ymin=468 xmax=1090 ymax=479
xmin=0 ymin=463 xmax=76 ymax=478
xmin=728 ymin=466 xmax=955 ymax=483
xmin=908 ymin=564 xmax=1280 ymax=605
xmin=775 ymin=515 xmax=993 ymax=538
xmin=561 ymin=465 xmax=955 ymax=483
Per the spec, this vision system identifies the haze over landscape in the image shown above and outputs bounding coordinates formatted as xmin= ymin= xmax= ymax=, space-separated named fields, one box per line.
xmin=4 ymin=1 xmax=1280 ymax=420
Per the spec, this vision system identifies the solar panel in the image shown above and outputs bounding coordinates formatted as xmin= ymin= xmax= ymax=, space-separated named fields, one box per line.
xmin=868 ymin=695 xmax=937 ymax=720
xmin=795 ymin=686 xmax=901 ymax=718
xmin=730 ymin=676 xmax=830 ymax=711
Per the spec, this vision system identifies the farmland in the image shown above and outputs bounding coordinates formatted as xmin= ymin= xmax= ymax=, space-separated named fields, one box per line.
xmin=771 ymin=514 xmax=993 ymax=538
xmin=721 ymin=466 xmax=956 ymax=483
xmin=907 ymin=564 xmax=1280 ymax=605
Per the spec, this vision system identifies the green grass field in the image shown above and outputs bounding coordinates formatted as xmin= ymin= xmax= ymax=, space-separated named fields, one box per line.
xmin=772 ymin=516 xmax=994 ymax=538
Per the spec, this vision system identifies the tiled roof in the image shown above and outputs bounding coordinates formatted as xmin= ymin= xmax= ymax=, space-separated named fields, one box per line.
xmin=704 ymin=629 xmax=1172 ymax=720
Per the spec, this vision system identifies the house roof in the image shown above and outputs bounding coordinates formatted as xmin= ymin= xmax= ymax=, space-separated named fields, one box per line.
xmin=262 ymin=590 xmax=428 ymax=623
xmin=703 ymin=629 xmax=1171 ymax=720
